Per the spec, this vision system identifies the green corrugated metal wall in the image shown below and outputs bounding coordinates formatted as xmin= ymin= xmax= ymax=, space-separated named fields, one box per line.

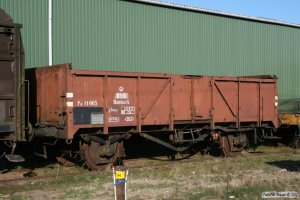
xmin=0 ymin=0 xmax=300 ymax=99
xmin=0 ymin=0 xmax=48 ymax=68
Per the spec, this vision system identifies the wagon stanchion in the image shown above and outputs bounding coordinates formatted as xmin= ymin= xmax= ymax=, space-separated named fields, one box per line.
xmin=112 ymin=165 xmax=129 ymax=200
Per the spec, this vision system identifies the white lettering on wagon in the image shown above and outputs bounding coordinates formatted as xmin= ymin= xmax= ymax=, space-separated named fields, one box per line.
xmin=108 ymin=117 xmax=119 ymax=123
xmin=113 ymin=99 xmax=130 ymax=105
xmin=110 ymin=86 xmax=136 ymax=123
xmin=77 ymin=100 xmax=98 ymax=107
xmin=66 ymin=92 xmax=73 ymax=98
xmin=114 ymin=86 xmax=128 ymax=99
xmin=66 ymin=102 xmax=73 ymax=107
xmin=108 ymin=107 xmax=118 ymax=113
xmin=125 ymin=117 xmax=134 ymax=122
xmin=121 ymin=106 xmax=135 ymax=115
xmin=113 ymin=86 xmax=130 ymax=105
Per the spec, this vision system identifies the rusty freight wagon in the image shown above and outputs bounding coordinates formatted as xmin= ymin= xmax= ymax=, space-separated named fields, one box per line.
xmin=0 ymin=9 xmax=26 ymax=162
xmin=27 ymin=64 xmax=278 ymax=169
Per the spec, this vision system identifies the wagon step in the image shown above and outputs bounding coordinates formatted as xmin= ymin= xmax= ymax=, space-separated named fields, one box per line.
xmin=5 ymin=154 xmax=25 ymax=163
xmin=4 ymin=142 xmax=25 ymax=162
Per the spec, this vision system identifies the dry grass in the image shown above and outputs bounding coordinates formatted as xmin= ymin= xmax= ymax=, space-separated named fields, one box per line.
xmin=1 ymin=146 xmax=300 ymax=199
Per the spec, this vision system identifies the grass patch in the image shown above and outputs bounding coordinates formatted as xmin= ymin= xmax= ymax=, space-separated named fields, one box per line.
xmin=61 ymin=188 xmax=92 ymax=200
xmin=3 ymin=146 xmax=300 ymax=199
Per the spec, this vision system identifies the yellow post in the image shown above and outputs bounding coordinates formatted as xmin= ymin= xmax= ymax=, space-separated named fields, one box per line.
xmin=113 ymin=165 xmax=128 ymax=200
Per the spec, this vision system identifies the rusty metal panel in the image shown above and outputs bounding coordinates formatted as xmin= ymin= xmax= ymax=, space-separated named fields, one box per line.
xmin=239 ymin=83 xmax=259 ymax=121
xmin=0 ymin=9 xmax=25 ymax=140
xmin=260 ymin=83 xmax=278 ymax=124
xmin=212 ymin=80 xmax=239 ymax=123
xmin=202 ymin=77 xmax=278 ymax=128
xmin=32 ymin=65 xmax=68 ymax=125
xmin=193 ymin=77 xmax=212 ymax=120
xmin=172 ymin=77 xmax=192 ymax=121
xmin=139 ymin=78 xmax=171 ymax=125
xmin=30 ymin=64 xmax=278 ymax=139
xmin=72 ymin=76 xmax=104 ymax=124
xmin=106 ymin=78 xmax=137 ymax=127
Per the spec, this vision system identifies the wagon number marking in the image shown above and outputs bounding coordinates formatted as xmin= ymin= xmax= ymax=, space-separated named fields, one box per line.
xmin=77 ymin=100 xmax=98 ymax=107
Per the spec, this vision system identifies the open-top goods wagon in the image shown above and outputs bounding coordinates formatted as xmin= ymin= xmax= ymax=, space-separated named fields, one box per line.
xmin=27 ymin=64 xmax=278 ymax=169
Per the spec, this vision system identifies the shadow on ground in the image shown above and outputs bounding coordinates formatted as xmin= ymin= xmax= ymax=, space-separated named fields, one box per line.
xmin=266 ymin=160 xmax=300 ymax=172
xmin=123 ymin=135 xmax=225 ymax=163
xmin=0 ymin=141 xmax=68 ymax=173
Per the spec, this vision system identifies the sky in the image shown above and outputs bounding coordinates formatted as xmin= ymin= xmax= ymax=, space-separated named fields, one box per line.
xmin=159 ymin=0 xmax=300 ymax=25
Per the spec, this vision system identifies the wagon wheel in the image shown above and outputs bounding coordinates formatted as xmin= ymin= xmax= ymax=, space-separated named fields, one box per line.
xmin=221 ymin=136 xmax=242 ymax=157
xmin=80 ymin=140 xmax=123 ymax=170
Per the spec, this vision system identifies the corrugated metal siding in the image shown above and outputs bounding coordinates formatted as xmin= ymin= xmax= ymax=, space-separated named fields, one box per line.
xmin=54 ymin=0 xmax=300 ymax=99
xmin=0 ymin=0 xmax=48 ymax=68
xmin=1 ymin=0 xmax=300 ymax=99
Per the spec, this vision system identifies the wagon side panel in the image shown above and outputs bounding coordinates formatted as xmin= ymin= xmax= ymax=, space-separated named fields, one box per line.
xmin=239 ymin=82 xmax=259 ymax=123
xmin=260 ymin=82 xmax=278 ymax=127
xmin=172 ymin=77 xmax=192 ymax=122
xmin=106 ymin=77 xmax=137 ymax=127
xmin=192 ymin=77 xmax=212 ymax=121
xmin=35 ymin=65 xmax=69 ymax=125
xmin=71 ymin=75 xmax=104 ymax=130
xmin=212 ymin=79 xmax=239 ymax=124
xmin=139 ymin=77 xmax=171 ymax=126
